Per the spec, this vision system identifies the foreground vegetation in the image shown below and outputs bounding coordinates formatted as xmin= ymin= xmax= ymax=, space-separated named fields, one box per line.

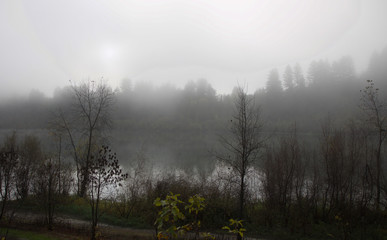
xmin=2 ymin=191 xmax=387 ymax=240
xmin=0 ymin=228 xmax=62 ymax=240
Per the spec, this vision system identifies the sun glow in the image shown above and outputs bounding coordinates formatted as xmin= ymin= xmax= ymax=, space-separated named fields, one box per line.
xmin=99 ymin=44 xmax=119 ymax=62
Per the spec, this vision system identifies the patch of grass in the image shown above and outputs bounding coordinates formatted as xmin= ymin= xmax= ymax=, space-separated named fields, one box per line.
xmin=0 ymin=228 xmax=60 ymax=240
xmin=57 ymin=203 xmax=91 ymax=221
xmin=7 ymin=195 xmax=150 ymax=232
xmin=100 ymin=214 xmax=150 ymax=229
xmin=56 ymin=203 xmax=149 ymax=228
xmin=243 ymin=222 xmax=387 ymax=240
xmin=54 ymin=196 xmax=150 ymax=229
xmin=55 ymin=196 xmax=91 ymax=221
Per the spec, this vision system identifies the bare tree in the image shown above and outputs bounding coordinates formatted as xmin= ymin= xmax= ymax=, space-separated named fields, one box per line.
xmin=0 ymin=133 xmax=18 ymax=221
xmin=52 ymin=80 xmax=115 ymax=197
xmin=33 ymin=158 xmax=60 ymax=230
xmin=15 ymin=135 xmax=42 ymax=200
xmin=218 ymin=86 xmax=263 ymax=239
xmin=88 ymin=146 xmax=127 ymax=240
xmin=360 ymin=79 xmax=386 ymax=210
xmin=116 ymin=146 xmax=153 ymax=219
xmin=262 ymin=125 xmax=305 ymax=227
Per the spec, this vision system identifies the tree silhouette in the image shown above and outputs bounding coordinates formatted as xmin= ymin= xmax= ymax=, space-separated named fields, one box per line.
xmin=360 ymin=79 xmax=386 ymax=210
xmin=293 ymin=63 xmax=305 ymax=89
xmin=283 ymin=65 xmax=294 ymax=91
xmin=218 ymin=86 xmax=263 ymax=240
xmin=88 ymin=146 xmax=127 ymax=240
xmin=266 ymin=68 xmax=282 ymax=94
xmin=52 ymin=80 xmax=115 ymax=197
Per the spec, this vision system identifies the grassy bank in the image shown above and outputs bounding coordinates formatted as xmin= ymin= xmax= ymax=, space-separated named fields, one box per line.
xmin=0 ymin=228 xmax=67 ymax=240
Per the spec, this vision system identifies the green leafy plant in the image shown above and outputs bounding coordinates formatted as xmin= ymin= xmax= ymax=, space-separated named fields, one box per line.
xmin=201 ymin=232 xmax=216 ymax=240
xmin=186 ymin=194 xmax=205 ymax=215
xmin=154 ymin=193 xmax=215 ymax=240
xmin=222 ymin=219 xmax=246 ymax=238
xmin=154 ymin=193 xmax=186 ymax=239
xmin=184 ymin=194 xmax=208 ymax=240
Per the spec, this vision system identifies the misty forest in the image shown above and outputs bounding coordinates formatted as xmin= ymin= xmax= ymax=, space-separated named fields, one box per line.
xmin=2 ymin=1 xmax=387 ymax=240
xmin=1 ymin=48 xmax=387 ymax=240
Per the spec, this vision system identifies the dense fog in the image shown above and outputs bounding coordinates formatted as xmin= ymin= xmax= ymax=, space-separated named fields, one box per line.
xmin=1 ymin=48 xmax=387 ymax=172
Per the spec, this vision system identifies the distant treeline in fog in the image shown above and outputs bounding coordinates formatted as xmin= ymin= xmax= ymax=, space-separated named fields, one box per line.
xmin=1 ymin=47 xmax=387 ymax=170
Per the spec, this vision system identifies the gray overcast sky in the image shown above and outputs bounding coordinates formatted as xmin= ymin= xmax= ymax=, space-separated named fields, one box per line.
xmin=1 ymin=0 xmax=386 ymax=98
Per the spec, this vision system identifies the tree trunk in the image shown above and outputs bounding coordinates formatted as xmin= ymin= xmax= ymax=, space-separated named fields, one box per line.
xmin=376 ymin=130 xmax=382 ymax=210
xmin=238 ymin=173 xmax=245 ymax=240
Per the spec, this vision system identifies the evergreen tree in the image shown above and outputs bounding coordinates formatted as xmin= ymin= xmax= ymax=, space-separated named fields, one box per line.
xmin=266 ymin=68 xmax=282 ymax=94
xmin=294 ymin=63 xmax=305 ymax=89
xmin=332 ymin=56 xmax=355 ymax=81
xmin=283 ymin=65 xmax=294 ymax=91
xmin=307 ymin=60 xmax=332 ymax=87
